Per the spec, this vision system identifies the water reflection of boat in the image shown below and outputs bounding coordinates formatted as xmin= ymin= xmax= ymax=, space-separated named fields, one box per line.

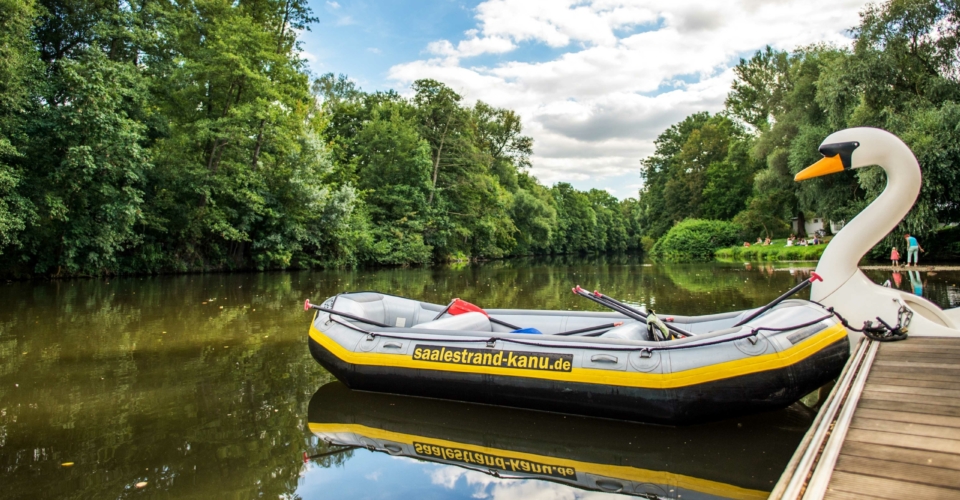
xmin=307 ymin=382 xmax=813 ymax=500
xmin=304 ymin=290 xmax=848 ymax=424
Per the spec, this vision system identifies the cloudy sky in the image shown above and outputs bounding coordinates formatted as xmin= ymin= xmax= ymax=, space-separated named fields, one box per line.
xmin=299 ymin=0 xmax=873 ymax=198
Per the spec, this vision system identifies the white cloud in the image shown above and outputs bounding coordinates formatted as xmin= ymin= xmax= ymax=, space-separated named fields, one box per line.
xmin=336 ymin=15 xmax=354 ymax=26
xmin=326 ymin=1 xmax=340 ymax=8
xmin=367 ymin=47 xmax=382 ymax=54
xmin=387 ymin=0 xmax=872 ymax=197
xmin=427 ymin=466 xmax=632 ymax=500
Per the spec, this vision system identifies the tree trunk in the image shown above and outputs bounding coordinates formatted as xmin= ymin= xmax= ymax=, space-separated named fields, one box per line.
xmin=427 ymin=121 xmax=449 ymax=205
xmin=251 ymin=119 xmax=266 ymax=170
xmin=797 ymin=211 xmax=806 ymax=237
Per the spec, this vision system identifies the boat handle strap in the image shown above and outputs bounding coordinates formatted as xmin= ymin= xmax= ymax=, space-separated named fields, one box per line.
xmin=590 ymin=354 xmax=619 ymax=364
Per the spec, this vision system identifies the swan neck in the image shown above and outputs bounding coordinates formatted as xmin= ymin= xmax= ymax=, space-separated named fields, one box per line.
xmin=814 ymin=153 xmax=920 ymax=298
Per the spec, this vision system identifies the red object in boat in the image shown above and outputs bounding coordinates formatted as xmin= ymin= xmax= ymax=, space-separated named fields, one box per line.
xmin=447 ymin=298 xmax=489 ymax=317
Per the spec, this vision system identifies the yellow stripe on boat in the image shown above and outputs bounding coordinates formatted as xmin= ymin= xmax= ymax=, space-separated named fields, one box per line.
xmin=308 ymin=322 xmax=848 ymax=389
xmin=308 ymin=422 xmax=768 ymax=500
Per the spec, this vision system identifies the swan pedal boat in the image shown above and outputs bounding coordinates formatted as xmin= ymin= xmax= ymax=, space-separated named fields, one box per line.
xmin=796 ymin=127 xmax=960 ymax=336
xmin=307 ymin=292 xmax=849 ymax=424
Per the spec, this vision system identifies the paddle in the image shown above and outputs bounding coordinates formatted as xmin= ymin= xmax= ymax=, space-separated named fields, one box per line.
xmin=555 ymin=321 xmax=624 ymax=336
xmin=441 ymin=298 xmax=522 ymax=330
xmin=304 ymin=300 xmax=392 ymax=328
xmin=732 ymin=272 xmax=824 ymax=327
xmin=571 ymin=286 xmax=693 ymax=338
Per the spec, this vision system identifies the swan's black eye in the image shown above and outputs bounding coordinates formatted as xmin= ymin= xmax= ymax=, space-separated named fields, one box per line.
xmin=818 ymin=141 xmax=860 ymax=169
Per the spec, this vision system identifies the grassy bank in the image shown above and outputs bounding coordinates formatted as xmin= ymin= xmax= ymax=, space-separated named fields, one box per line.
xmin=715 ymin=239 xmax=826 ymax=261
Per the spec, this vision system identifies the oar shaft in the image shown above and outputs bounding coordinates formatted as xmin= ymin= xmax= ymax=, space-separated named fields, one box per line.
xmin=732 ymin=272 xmax=824 ymax=327
xmin=490 ymin=317 xmax=522 ymax=330
xmin=305 ymin=301 xmax=391 ymax=328
xmin=572 ymin=286 xmax=646 ymax=322
xmin=555 ymin=322 xmax=622 ymax=336
xmin=591 ymin=289 xmax=692 ymax=338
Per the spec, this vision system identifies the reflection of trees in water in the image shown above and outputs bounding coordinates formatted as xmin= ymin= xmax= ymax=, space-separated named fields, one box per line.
xmin=303 ymin=256 xmax=810 ymax=315
xmin=0 ymin=276 xmax=336 ymax=499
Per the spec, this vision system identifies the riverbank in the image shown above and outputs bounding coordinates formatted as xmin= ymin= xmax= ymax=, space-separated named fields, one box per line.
xmin=715 ymin=239 xmax=827 ymax=262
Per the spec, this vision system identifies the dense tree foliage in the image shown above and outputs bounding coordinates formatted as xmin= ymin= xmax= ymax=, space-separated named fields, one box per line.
xmin=638 ymin=0 xmax=960 ymax=257
xmin=638 ymin=113 xmax=761 ymax=239
xmin=315 ymin=74 xmax=642 ymax=265
xmin=0 ymin=0 xmax=640 ymax=277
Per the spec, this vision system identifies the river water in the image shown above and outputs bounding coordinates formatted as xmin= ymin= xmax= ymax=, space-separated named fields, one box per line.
xmin=2 ymin=257 xmax=958 ymax=499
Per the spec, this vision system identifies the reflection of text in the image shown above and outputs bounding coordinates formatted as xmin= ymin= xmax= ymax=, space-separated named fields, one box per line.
xmin=412 ymin=345 xmax=573 ymax=372
xmin=413 ymin=442 xmax=576 ymax=478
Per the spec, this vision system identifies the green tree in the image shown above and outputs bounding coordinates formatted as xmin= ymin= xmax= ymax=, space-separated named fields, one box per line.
xmin=638 ymin=113 xmax=756 ymax=239
xmin=354 ymin=101 xmax=434 ymax=264
xmin=728 ymin=0 xmax=960 ymax=247
xmin=18 ymin=45 xmax=151 ymax=275
xmin=0 ymin=0 xmax=39 ymax=256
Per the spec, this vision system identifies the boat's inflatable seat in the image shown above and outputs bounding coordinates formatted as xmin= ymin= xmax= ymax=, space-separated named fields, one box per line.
xmin=598 ymin=322 xmax=651 ymax=341
xmin=417 ymin=312 xmax=492 ymax=332
xmin=332 ymin=293 xmax=442 ymax=328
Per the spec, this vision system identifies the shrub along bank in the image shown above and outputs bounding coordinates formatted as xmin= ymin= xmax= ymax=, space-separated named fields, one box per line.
xmin=650 ymin=219 xmax=741 ymax=262
xmin=715 ymin=240 xmax=826 ymax=262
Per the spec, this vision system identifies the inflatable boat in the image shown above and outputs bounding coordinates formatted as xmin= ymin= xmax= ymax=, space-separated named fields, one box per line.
xmin=304 ymin=283 xmax=849 ymax=424
xmin=307 ymin=382 xmax=814 ymax=499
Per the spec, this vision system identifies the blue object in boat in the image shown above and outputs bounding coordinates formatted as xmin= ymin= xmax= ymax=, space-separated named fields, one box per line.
xmin=511 ymin=327 xmax=542 ymax=334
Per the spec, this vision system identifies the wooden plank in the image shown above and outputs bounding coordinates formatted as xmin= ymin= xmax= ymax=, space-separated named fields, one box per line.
xmin=824 ymin=489 xmax=884 ymax=500
xmin=844 ymin=428 xmax=960 ymax=454
xmin=861 ymin=390 xmax=960 ymax=408
xmin=877 ymin=352 xmax=960 ymax=362
xmin=867 ymin=368 xmax=960 ymax=383
xmin=828 ymin=471 xmax=960 ymax=500
xmin=858 ymin=398 xmax=960 ymax=417
xmin=870 ymin=359 xmax=958 ymax=376
xmin=850 ymin=416 xmax=960 ymax=441
xmin=856 ymin=408 xmax=960 ymax=429
xmin=865 ymin=383 xmax=960 ymax=399
xmin=880 ymin=344 xmax=960 ymax=353
xmin=877 ymin=355 xmax=960 ymax=365
xmin=896 ymin=338 xmax=960 ymax=346
xmin=835 ymin=455 xmax=960 ymax=490
xmin=867 ymin=376 xmax=959 ymax=390
xmin=871 ymin=365 xmax=960 ymax=376
xmin=873 ymin=360 xmax=960 ymax=370
xmin=840 ymin=440 xmax=960 ymax=471
xmin=878 ymin=345 xmax=960 ymax=354
xmin=882 ymin=338 xmax=960 ymax=346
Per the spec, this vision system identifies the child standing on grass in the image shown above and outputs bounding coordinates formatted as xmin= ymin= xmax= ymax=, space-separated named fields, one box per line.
xmin=891 ymin=247 xmax=900 ymax=267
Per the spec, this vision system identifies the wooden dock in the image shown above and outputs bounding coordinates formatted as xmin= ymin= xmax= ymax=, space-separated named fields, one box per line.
xmin=770 ymin=337 xmax=960 ymax=499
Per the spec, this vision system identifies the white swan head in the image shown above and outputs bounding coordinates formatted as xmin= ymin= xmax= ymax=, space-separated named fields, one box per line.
xmin=794 ymin=127 xmax=919 ymax=182
xmin=789 ymin=127 xmax=960 ymax=336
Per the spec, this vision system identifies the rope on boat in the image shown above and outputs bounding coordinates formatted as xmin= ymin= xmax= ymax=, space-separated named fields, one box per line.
xmin=315 ymin=289 xmax=906 ymax=352
xmin=327 ymin=314 xmax=839 ymax=353
xmin=826 ymin=305 xmax=911 ymax=342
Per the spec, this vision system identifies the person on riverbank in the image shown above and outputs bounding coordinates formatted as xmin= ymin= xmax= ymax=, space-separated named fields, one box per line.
xmin=890 ymin=247 xmax=900 ymax=267
xmin=904 ymin=234 xmax=924 ymax=266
